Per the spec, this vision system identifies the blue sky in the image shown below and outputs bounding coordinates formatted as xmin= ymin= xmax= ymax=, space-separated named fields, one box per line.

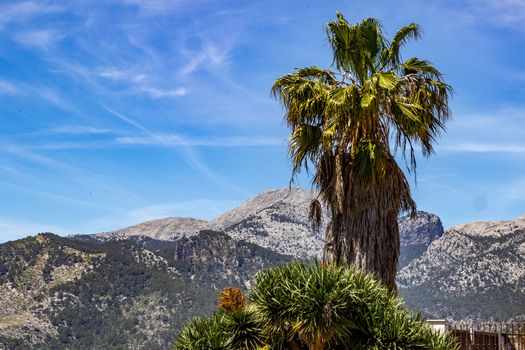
xmin=1 ymin=0 xmax=525 ymax=242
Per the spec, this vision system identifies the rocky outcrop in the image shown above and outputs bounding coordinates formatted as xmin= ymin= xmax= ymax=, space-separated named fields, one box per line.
xmin=0 ymin=232 xmax=290 ymax=349
xmin=398 ymin=211 xmax=444 ymax=268
xmin=398 ymin=211 xmax=444 ymax=246
xmin=398 ymin=215 xmax=525 ymax=321
xmin=210 ymin=188 xmax=328 ymax=258
xmin=94 ymin=217 xmax=208 ymax=241
xmin=86 ymin=188 xmax=443 ymax=263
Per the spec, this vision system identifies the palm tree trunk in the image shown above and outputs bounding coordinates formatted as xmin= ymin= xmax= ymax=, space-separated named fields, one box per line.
xmin=322 ymin=154 xmax=409 ymax=292
xmin=324 ymin=206 xmax=399 ymax=291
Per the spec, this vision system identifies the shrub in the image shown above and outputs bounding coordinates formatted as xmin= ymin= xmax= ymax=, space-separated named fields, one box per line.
xmin=219 ymin=286 xmax=247 ymax=312
xmin=174 ymin=261 xmax=458 ymax=350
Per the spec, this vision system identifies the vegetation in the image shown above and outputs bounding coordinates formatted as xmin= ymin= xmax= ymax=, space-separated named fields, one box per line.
xmin=272 ymin=13 xmax=452 ymax=289
xmin=174 ymin=261 xmax=458 ymax=350
xmin=219 ymin=286 xmax=248 ymax=312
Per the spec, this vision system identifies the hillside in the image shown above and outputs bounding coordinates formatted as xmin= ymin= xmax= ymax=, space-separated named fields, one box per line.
xmin=398 ymin=215 xmax=525 ymax=321
xmin=0 ymin=232 xmax=289 ymax=349
xmin=5 ymin=187 xmax=525 ymax=348
xmin=88 ymin=188 xmax=442 ymax=262
xmin=94 ymin=217 xmax=208 ymax=241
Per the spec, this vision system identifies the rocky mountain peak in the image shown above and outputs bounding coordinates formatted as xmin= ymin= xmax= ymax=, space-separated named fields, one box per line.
xmin=94 ymin=216 xmax=209 ymax=241
xmin=398 ymin=211 xmax=444 ymax=246
xmin=210 ymin=187 xmax=320 ymax=230
xmin=449 ymin=215 xmax=525 ymax=238
xmin=398 ymin=214 xmax=525 ymax=321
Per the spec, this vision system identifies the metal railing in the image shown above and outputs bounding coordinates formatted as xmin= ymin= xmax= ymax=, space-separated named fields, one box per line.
xmin=429 ymin=321 xmax=525 ymax=350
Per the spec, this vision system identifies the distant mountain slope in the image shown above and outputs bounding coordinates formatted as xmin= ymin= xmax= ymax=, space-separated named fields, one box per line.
xmin=398 ymin=215 xmax=525 ymax=321
xmin=0 ymin=232 xmax=289 ymax=350
xmin=94 ymin=217 xmax=208 ymax=241
xmin=398 ymin=211 xmax=444 ymax=268
xmin=85 ymin=188 xmax=443 ymax=263
xmin=211 ymin=188 xmax=328 ymax=258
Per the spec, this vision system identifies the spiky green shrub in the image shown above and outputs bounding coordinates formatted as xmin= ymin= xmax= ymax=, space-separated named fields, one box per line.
xmin=227 ymin=308 xmax=264 ymax=349
xmin=174 ymin=308 xmax=264 ymax=350
xmin=174 ymin=261 xmax=458 ymax=350
xmin=174 ymin=312 xmax=233 ymax=350
xmin=250 ymin=261 xmax=458 ymax=350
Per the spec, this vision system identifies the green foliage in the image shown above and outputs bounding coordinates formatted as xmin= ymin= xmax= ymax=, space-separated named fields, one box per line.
xmin=175 ymin=313 xmax=234 ymax=350
xmin=174 ymin=309 xmax=264 ymax=350
xmin=175 ymin=261 xmax=459 ymax=350
xmin=272 ymin=12 xmax=453 ymax=289
xmin=0 ymin=231 xmax=290 ymax=349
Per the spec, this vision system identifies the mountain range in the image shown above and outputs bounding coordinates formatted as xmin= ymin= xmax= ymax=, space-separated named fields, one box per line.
xmin=1 ymin=187 xmax=524 ymax=349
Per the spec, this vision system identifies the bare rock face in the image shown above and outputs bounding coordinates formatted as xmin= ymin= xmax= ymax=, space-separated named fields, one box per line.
xmin=94 ymin=217 xmax=208 ymax=241
xmin=398 ymin=215 xmax=525 ymax=322
xmin=87 ymin=188 xmax=444 ymax=262
xmin=209 ymin=188 xmax=329 ymax=258
xmin=399 ymin=211 xmax=444 ymax=246
xmin=398 ymin=211 xmax=444 ymax=268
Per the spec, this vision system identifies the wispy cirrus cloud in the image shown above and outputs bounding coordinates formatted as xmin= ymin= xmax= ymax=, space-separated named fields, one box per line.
xmin=135 ymin=86 xmax=189 ymax=98
xmin=96 ymin=68 xmax=147 ymax=82
xmin=179 ymin=42 xmax=231 ymax=76
xmin=0 ymin=216 xmax=68 ymax=243
xmin=68 ymin=197 xmax=240 ymax=235
xmin=0 ymin=79 xmax=19 ymax=95
xmin=441 ymin=142 xmax=525 ymax=154
xmin=117 ymin=0 xmax=209 ymax=15
xmin=116 ymin=134 xmax=283 ymax=147
xmin=103 ymin=107 xmax=251 ymax=195
xmin=0 ymin=1 xmax=63 ymax=29
xmin=31 ymin=125 xmax=112 ymax=136
xmin=13 ymin=29 xmax=63 ymax=50
xmin=472 ymin=0 xmax=525 ymax=28
xmin=439 ymin=106 xmax=525 ymax=154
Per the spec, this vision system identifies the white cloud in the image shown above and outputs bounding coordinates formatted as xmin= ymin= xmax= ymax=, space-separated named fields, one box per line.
xmin=179 ymin=43 xmax=230 ymax=76
xmin=96 ymin=67 xmax=188 ymax=98
xmin=73 ymin=198 xmax=241 ymax=234
xmin=0 ymin=1 xmax=63 ymax=29
xmin=439 ymin=106 xmax=525 ymax=154
xmin=0 ymin=79 xmax=19 ymax=95
xmin=137 ymin=86 xmax=189 ymax=98
xmin=117 ymin=0 xmax=207 ymax=15
xmin=35 ymin=125 xmax=111 ymax=135
xmin=14 ymin=29 xmax=62 ymax=50
xmin=466 ymin=0 xmax=525 ymax=32
xmin=0 ymin=178 xmax=116 ymax=211
xmin=440 ymin=142 xmax=525 ymax=154
xmin=116 ymin=134 xmax=283 ymax=147
xmin=103 ymin=108 xmax=250 ymax=195
xmin=97 ymin=68 xmax=147 ymax=83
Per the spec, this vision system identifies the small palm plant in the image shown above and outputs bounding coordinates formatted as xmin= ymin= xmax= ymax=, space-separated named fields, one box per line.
xmin=175 ymin=312 xmax=234 ymax=350
xmin=174 ymin=287 xmax=264 ymax=350
xmin=174 ymin=262 xmax=458 ymax=350
xmin=250 ymin=261 xmax=457 ymax=350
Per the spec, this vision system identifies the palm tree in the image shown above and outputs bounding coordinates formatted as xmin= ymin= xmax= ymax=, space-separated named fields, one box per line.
xmin=271 ymin=13 xmax=452 ymax=290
